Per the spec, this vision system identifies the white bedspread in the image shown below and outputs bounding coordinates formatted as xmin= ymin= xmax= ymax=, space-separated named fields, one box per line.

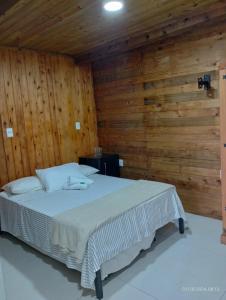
xmin=0 ymin=174 xmax=133 ymax=215
xmin=51 ymin=180 xmax=174 ymax=260
xmin=0 ymin=174 xmax=185 ymax=289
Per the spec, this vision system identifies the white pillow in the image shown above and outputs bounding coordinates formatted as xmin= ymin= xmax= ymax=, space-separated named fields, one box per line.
xmin=79 ymin=164 xmax=99 ymax=176
xmin=2 ymin=176 xmax=43 ymax=195
xmin=36 ymin=163 xmax=87 ymax=192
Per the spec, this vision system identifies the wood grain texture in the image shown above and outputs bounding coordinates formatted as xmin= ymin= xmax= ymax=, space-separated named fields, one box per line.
xmin=0 ymin=0 xmax=224 ymax=59
xmin=0 ymin=0 xmax=19 ymax=16
xmin=77 ymin=1 xmax=226 ymax=62
xmin=220 ymin=66 xmax=226 ymax=242
xmin=0 ymin=47 xmax=97 ymax=186
xmin=93 ymin=27 xmax=224 ymax=219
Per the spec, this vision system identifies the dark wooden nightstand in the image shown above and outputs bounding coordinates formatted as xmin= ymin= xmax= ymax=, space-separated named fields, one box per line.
xmin=79 ymin=153 xmax=120 ymax=177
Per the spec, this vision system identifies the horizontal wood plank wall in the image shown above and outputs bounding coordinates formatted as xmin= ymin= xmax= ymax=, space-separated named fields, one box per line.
xmin=93 ymin=29 xmax=226 ymax=219
xmin=0 ymin=47 xmax=98 ymax=186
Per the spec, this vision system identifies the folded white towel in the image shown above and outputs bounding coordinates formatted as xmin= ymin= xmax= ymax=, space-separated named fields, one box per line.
xmin=69 ymin=176 xmax=94 ymax=186
xmin=63 ymin=182 xmax=88 ymax=190
xmin=63 ymin=176 xmax=94 ymax=190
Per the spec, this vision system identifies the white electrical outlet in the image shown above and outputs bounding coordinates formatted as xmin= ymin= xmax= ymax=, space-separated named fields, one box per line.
xmin=75 ymin=122 xmax=81 ymax=130
xmin=6 ymin=128 xmax=14 ymax=138
xmin=119 ymin=159 xmax=124 ymax=167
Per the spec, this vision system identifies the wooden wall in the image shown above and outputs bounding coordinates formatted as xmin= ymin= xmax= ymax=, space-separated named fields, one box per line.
xmin=93 ymin=26 xmax=226 ymax=219
xmin=0 ymin=48 xmax=98 ymax=186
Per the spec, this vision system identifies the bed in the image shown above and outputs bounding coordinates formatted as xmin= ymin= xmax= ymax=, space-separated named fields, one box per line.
xmin=0 ymin=174 xmax=185 ymax=299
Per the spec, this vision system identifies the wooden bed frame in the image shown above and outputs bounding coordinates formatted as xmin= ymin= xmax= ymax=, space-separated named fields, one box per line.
xmin=0 ymin=218 xmax=184 ymax=299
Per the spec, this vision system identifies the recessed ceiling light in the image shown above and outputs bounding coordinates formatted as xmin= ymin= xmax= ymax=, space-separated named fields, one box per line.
xmin=104 ymin=1 xmax=124 ymax=12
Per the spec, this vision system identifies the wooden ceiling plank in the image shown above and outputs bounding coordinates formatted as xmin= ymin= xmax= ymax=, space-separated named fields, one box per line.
xmin=0 ymin=0 xmax=94 ymax=46
xmin=43 ymin=0 xmax=222 ymax=55
xmin=0 ymin=0 xmax=200 ymax=47
xmin=0 ymin=0 xmax=21 ymax=16
xmin=22 ymin=0 xmax=216 ymax=52
xmin=19 ymin=2 xmax=98 ymax=52
xmin=76 ymin=2 xmax=226 ymax=62
xmin=117 ymin=0 xmax=217 ymax=36
xmin=0 ymin=0 xmax=44 ymax=31
xmin=0 ymin=0 xmax=223 ymax=58
xmin=0 ymin=0 xmax=30 ymax=24
xmin=0 ymin=0 xmax=61 ymax=42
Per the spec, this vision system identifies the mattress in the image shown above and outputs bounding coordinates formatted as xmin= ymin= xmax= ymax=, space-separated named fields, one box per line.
xmin=0 ymin=174 xmax=185 ymax=289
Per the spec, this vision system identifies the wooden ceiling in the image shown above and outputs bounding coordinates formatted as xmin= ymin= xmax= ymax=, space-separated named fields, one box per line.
xmin=0 ymin=0 xmax=225 ymax=61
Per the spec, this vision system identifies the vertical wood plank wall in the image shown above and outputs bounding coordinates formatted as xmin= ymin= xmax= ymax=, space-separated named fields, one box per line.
xmin=220 ymin=67 xmax=226 ymax=242
xmin=93 ymin=28 xmax=226 ymax=219
xmin=0 ymin=48 xmax=98 ymax=186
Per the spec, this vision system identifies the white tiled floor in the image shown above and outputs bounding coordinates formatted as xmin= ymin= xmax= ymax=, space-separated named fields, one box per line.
xmin=0 ymin=213 xmax=225 ymax=300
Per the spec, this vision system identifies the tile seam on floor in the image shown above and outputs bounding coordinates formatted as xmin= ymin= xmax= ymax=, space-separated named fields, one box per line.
xmin=123 ymin=279 xmax=160 ymax=300
xmin=219 ymin=290 xmax=226 ymax=300
xmin=115 ymin=277 xmax=160 ymax=300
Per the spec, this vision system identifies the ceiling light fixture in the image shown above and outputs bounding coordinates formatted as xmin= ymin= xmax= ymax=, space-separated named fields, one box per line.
xmin=104 ymin=1 xmax=124 ymax=12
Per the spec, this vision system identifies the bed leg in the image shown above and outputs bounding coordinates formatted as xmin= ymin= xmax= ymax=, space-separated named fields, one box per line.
xmin=178 ymin=218 xmax=184 ymax=234
xmin=95 ymin=270 xmax=103 ymax=300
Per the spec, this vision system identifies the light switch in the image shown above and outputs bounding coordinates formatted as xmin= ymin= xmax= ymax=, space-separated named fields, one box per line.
xmin=119 ymin=159 xmax=124 ymax=167
xmin=75 ymin=122 xmax=81 ymax=130
xmin=6 ymin=128 xmax=14 ymax=138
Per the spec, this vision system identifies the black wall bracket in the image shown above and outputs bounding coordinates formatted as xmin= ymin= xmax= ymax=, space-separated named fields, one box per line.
xmin=198 ymin=75 xmax=211 ymax=90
